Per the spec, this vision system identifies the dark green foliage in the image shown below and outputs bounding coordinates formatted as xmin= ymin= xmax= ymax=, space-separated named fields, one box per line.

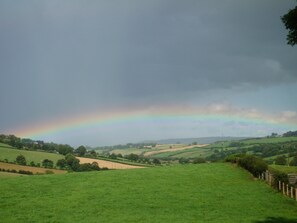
xmin=42 ymin=159 xmax=54 ymax=168
xmin=18 ymin=170 xmax=33 ymax=175
xmin=152 ymin=158 xmax=161 ymax=165
xmin=275 ymin=155 xmax=287 ymax=165
xmin=238 ymin=155 xmax=268 ymax=177
xmin=283 ymin=130 xmax=297 ymax=137
xmin=289 ymin=156 xmax=297 ymax=166
xmin=178 ymin=157 xmax=189 ymax=164
xmin=193 ymin=157 xmax=206 ymax=164
xmin=271 ymin=171 xmax=289 ymax=188
xmin=75 ymin=145 xmax=86 ymax=156
xmin=56 ymin=159 xmax=67 ymax=169
xmin=15 ymin=155 xmax=26 ymax=165
xmin=78 ymin=162 xmax=101 ymax=172
xmin=125 ymin=153 xmax=139 ymax=161
xmin=282 ymin=5 xmax=297 ymax=46
xmin=58 ymin=144 xmax=74 ymax=155
xmin=65 ymin=154 xmax=80 ymax=171
xmin=29 ymin=161 xmax=36 ymax=167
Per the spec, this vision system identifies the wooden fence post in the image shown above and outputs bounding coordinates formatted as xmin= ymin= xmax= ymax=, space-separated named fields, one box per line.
xmin=282 ymin=183 xmax=285 ymax=195
xmin=295 ymin=188 xmax=297 ymax=201
xmin=286 ymin=184 xmax=289 ymax=196
xmin=291 ymin=187 xmax=294 ymax=199
xmin=279 ymin=181 xmax=281 ymax=191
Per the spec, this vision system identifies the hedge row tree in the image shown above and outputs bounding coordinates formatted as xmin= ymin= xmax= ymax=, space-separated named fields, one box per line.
xmin=42 ymin=159 xmax=54 ymax=168
xmin=274 ymin=155 xmax=287 ymax=165
xmin=75 ymin=145 xmax=87 ymax=157
xmin=16 ymin=155 xmax=26 ymax=165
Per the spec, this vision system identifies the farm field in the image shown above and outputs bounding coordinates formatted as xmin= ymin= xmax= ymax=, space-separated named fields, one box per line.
xmin=0 ymin=162 xmax=67 ymax=174
xmin=0 ymin=146 xmax=64 ymax=165
xmin=241 ymin=136 xmax=297 ymax=145
xmin=143 ymin=144 xmax=208 ymax=157
xmin=0 ymin=163 xmax=296 ymax=223
xmin=77 ymin=157 xmax=145 ymax=169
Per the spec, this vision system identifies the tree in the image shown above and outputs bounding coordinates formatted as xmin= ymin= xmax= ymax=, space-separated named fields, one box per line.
xmin=152 ymin=158 xmax=161 ymax=165
xmin=65 ymin=153 xmax=80 ymax=171
xmin=75 ymin=145 xmax=87 ymax=157
xmin=42 ymin=159 xmax=54 ymax=168
xmin=275 ymin=155 xmax=287 ymax=165
xmin=16 ymin=155 xmax=26 ymax=165
xmin=282 ymin=4 xmax=297 ymax=46
xmin=56 ymin=159 xmax=67 ymax=169
xmin=289 ymin=156 xmax=297 ymax=166
xmin=58 ymin=144 xmax=74 ymax=155
xmin=193 ymin=157 xmax=206 ymax=164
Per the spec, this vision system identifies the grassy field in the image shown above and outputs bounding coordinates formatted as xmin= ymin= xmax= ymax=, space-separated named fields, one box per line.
xmin=0 ymin=163 xmax=296 ymax=223
xmin=241 ymin=136 xmax=297 ymax=144
xmin=0 ymin=146 xmax=64 ymax=165
xmin=269 ymin=164 xmax=297 ymax=174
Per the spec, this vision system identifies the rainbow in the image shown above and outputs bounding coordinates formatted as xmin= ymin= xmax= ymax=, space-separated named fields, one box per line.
xmin=12 ymin=105 xmax=297 ymax=140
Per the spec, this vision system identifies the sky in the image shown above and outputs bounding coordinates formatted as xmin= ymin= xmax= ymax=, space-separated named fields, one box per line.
xmin=0 ymin=1 xmax=297 ymax=147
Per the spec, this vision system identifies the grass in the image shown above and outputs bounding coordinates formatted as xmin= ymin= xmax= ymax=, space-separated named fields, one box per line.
xmin=151 ymin=146 xmax=212 ymax=159
xmin=269 ymin=164 xmax=297 ymax=174
xmin=241 ymin=136 xmax=297 ymax=144
xmin=0 ymin=146 xmax=64 ymax=165
xmin=0 ymin=163 xmax=296 ymax=223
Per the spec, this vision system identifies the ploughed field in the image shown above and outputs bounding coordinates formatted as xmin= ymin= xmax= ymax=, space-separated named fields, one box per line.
xmin=0 ymin=163 xmax=296 ymax=223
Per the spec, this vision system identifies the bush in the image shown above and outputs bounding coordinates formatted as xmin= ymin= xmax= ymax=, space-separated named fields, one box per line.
xmin=16 ymin=155 xmax=26 ymax=165
xmin=238 ymin=155 xmax=268 ymax=177
xmin=193 ymin=157 xmax=206 ymax=164
xmin=18 ymin=170 xmax=33 ymax=175
xmin=271 ymin=171 xmax=289 ymax=188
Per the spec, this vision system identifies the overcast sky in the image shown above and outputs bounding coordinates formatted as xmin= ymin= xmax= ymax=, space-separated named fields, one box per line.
xmin=1 ymin=1 xmax=297 ymax=147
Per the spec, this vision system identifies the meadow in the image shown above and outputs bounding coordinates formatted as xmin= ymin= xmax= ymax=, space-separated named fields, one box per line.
xmin=0 ymin=163 xmax=296 ymax=223
xmin=0 ymin=145 xmax=64 ymax=165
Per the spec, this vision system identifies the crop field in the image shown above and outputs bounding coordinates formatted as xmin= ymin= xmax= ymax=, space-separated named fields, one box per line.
xmin=0 ymin=146 xmax=64 ymax=165
xmin=0 ymin=163 xmax=296 ymax=223
xmin=77 ymin=157 xmax=145 ymax=169
xmin=0 ymin=162 xmax=67 ymax=174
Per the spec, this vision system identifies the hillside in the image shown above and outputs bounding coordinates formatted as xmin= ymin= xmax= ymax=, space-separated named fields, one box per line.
xmin=142 ymin=136 xmax=248 ymax=145
xmin=0 ymin=163 xmax=296 ymax=222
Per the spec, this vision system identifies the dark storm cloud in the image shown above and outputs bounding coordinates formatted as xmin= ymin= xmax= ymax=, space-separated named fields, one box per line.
xmin=0 ymin=0 xmax=296 ymax=131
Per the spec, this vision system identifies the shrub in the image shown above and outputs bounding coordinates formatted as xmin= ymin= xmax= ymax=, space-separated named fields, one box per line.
xmin=16 ymin=155 xmax=26 ymax=165
xmin=193 ymin=157 xmax=206 ymax=164
xmin=238 ymin=155 xmax=268 ymax=177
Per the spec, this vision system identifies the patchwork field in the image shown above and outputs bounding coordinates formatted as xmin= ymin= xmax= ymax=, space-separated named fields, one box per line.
xmin=0 ymin=146 xmax=64 ymax=165
xmin=0 ymin=162 xmax=67 ymax=174
xmin=0 ymin=163 xmax=296 ymax=223
xmin=78 ymin=157 xmax=145 ymax=169
xmin=143 ymin=144 xmax=208 ymax=157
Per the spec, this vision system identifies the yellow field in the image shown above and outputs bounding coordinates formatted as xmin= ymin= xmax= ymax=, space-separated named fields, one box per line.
xmin=77 ymin=157 xmax=145 ymax=169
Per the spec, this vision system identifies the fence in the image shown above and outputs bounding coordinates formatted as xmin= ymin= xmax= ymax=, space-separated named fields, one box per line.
xmin=259 ymin=170 xmax=297 ymax=201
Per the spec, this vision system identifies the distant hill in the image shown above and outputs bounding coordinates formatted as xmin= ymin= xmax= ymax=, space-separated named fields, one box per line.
xmin=142 ymin=136 xmax=249 ymax=145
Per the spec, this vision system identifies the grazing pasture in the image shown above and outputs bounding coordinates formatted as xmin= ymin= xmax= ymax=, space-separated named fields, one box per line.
xmin=0 ymin=146 xmax=64 ymax=165
xmin=0 ymin=163 xmax=296 ymax=223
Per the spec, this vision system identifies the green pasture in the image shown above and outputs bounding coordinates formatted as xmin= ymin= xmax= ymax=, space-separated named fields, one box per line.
xmin=241 ymin=136 xmax=297 ymax=145
xmin=269 ymin=164 xmax=297 ymax=174
xmin=0 ymin=146 xmax=64 ymax=165
xmin=0 ymin=163 xmax=296 ymax=223
xmin=151 ymin=146 xmax=213 ymax=159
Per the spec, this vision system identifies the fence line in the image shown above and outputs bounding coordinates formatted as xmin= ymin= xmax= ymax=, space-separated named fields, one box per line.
xmin=259 ymin=170 xmax=297 ymax=201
